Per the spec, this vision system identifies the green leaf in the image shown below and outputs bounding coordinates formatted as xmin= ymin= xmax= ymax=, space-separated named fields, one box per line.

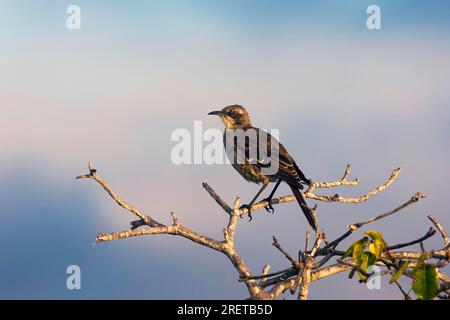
xmin=362 ymin=252 xmax=377 ymax=271
xmin=364 ymin=230 xmax=384 ymax=241
xmin=365 ymin=230 xmax=387 ymax=260
xmin=356 ymin=252 xmax=377 ymax=281
xmin=412 ymin=253 xmax=429 ymax=275
xmin=412 ymin=265 xmax=439 ymax=300
xmin=343 ymin=237 xmax=367 ymax=259
xmin=389 ymin=261 xmax=410 ymax=284
xmin=369 ymin=238 xmax=387 ymax=259
xmin=368 ymin=253 xmax=377 ymax=267
xmin=352 ymin=237 xmax=369 ymax=265
xmin=356 ymin=270 xmax=367 ymax=281
xmin=342 ymin=242 xmax=356 ymax=259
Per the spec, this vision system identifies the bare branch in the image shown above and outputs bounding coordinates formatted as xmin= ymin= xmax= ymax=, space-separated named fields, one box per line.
xmin=205 ymin=166 xmax=401 ymax=219
xmin=341 ymin=163 xmax=352 ymax=181
xmin=298 ymin=259 xmax=312 ymax=300
xmin=349 ymin=192 xmax=426 ymax=230
xmin=272 ymin=236 xmax=298 ymax=266
xmin=202 ymin=182 xmax=232 ymax=214
xmin=387 ymin=228 xmax=436 ymax=250
xmin=79 ymin=161 xmax=448 ymax=300
xmin=241 ymin=267 xmax=292 ymax=282
xmin=96 ymin=224 xmax=225 ymax=252
xmin=170 ymin=212 xmax=179 ymax=226
xmin=77 ymin=162 xmax=163 ymax=228
xmin=428 ymin=215 xmax=450 ymax=248
xmin=305 ymin=167 xmax=401 ymax=203
xmin=310 ymin=232 xmax=324 ymax=257
xmin=224 ymin=197 xmax=241 ymax=245
xmin=322 ymin=192 xmax=426 ymax=252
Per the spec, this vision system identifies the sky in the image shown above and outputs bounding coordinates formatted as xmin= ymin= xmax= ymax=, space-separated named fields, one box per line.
xmin=0 ymin=0 xmax=449 ymax=299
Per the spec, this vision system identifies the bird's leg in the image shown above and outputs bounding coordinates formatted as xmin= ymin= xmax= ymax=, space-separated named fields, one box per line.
xmin=262 ymin=178 xmax=282 ymax=214
xmin=295 ymin=164 xmax=312 ymax=186
xmin=299 ymin=172 xmax=312 ymax=186
xmin=240 ymin=182 xmax=268 ymax=221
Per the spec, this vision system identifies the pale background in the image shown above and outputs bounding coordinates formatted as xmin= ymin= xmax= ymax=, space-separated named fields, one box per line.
xmin=1 ymin=0 xmax=449 ymax=299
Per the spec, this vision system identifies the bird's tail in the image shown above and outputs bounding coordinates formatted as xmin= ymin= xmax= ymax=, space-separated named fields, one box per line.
xmin=289 ymin=185 xmax=318 ymax=232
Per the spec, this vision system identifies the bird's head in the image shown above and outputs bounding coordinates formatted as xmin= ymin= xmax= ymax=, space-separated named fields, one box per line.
xmin=208 ymin=105 xmax=252 ymax=129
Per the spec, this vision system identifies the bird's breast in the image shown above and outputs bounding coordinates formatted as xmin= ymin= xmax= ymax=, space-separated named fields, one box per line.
xmin=231 ymin=163 xmax=271 ymax=184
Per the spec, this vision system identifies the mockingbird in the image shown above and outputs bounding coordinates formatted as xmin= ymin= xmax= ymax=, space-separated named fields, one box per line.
xmin=208 ymin=105 xmax=317 ymax=232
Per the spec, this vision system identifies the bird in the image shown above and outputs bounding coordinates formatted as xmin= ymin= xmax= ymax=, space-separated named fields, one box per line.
xmin=208 ymin=105 xmax=318 ymax=232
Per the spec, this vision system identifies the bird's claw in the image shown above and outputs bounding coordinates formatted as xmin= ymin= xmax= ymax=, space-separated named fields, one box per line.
xmin=265 ymin=205 xmax=275 ymax=214
xmin=262 ymin=198 xmax=275 ymax=214
xmin=239 ymin=204 xmax=253 ymax=222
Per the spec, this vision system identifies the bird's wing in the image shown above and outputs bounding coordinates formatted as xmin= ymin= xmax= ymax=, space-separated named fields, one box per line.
xmin=225 ymin=128 xmax=304 ymax=189
xmin=268 ymin=145 xmax=304 ymax=189
xmin=263 ymin=131 xmax=309 ymax=187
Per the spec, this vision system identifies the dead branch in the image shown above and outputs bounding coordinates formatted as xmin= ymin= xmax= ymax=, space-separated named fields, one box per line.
xmin=203 ymin=165 xmax=401 ymax=219
xmin=78 ymin=162 xmax=449 ymax=300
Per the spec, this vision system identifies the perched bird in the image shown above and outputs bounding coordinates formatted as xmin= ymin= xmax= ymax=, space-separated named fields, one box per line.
xmin=208 ymin=105 xmax=317 ymax=231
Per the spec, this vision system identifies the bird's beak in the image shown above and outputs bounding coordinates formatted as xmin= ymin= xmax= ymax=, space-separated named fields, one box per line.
xmin=208 ymin=110 xmax=223 ymax=116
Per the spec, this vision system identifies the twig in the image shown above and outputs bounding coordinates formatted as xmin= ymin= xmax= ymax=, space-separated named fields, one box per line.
xmin=202 ymin=182 xmax=232 ymax=214
xmin=341 ymin=163 xmax=352 ymax=181
xmin=305 ymin=168 xmax=401 ymax=204
xmin=205 ymin=166 xmax=401 ymax=218
xmin=171 ymin=212 xmax=179 ymax=226
xmin=428 ymin=215 xmax=450 ymax=248
xmin=77 ymin=161 xmax=163 ymax=228
xmin=241 ymin=267 xmax=292 ymax=282
xmin=394 ymin=281 xmax=411 ymax=300
xmin=272 ymin=236 xmax=297 ymax=266
xmin=349 ymin=192 xmax=426 ymax=230
xmin=387 ymin=228 xmax=436 ymax=250
xmin=322 ymin=192 xmax=426 ymax=252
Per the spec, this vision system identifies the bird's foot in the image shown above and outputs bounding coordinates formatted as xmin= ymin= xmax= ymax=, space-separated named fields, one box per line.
xmin=239 ymin=204 xmax=253 ymax=221
xmin=262 ymin=198 xmax=275 ymax=214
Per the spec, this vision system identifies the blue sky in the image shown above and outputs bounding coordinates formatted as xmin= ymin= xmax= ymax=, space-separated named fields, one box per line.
xmin=0 ymin=1 xmax=449 ymax=299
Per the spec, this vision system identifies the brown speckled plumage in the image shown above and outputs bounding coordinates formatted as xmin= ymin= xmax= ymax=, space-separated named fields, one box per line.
xmin=209 ymin=105 xmax=317 ymax=231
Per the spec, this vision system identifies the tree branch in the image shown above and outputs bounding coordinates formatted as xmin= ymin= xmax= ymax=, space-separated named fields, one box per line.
xmin=78 ymin=162 xmax=448 ymax=300
xmin=204 ymin=165 xmax=401 ymax=219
